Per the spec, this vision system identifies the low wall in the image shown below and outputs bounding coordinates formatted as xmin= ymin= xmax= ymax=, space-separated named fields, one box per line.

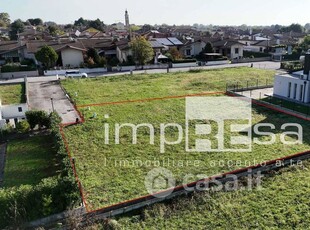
xmin=232 ymin=57 xmax=272 ymax=63
xmin=172 ymin=62 xmax=197 ymax=68
xmin=44 ymin=68 xmax=107 ymax=76
xmin=0 ymin=70 xmax=39 ymax=79
xmin=24 ymin=76 xmax=29 ymax=105
xmin=205 ymin=60 xmax=230 ymax=66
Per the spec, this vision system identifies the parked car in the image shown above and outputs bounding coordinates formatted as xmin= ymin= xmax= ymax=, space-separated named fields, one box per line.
xmin=65 ymin=70 xmax=88 ymax=78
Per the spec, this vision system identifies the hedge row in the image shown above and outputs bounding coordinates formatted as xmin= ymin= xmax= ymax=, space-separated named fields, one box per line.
xmin=1 ymin=64 xmax=37 ymax=73
xmin=243 ymin=51 xmax=271 ymax=58
xmin=0 ymin=113 xmax=80 ymax=229
xmin=172 ymin=59 xmax=197 ymax=63
xmin=280 ymin=61 xmax=303 ymax=72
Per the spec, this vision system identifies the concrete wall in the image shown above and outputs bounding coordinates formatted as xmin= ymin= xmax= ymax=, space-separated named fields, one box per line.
xmin=44 ymin=68 xmax=107 ymax=76
xmin=205 ymin=60 xmax=230 ymax=66
xmin=172 ymin=62 xmax=197 ymax=68
xmin=0 ymin=70 xmax=39 ymax=79
xmin=274 ymin=74 xmax=310 ymax=103
xmin=231 ymin=57 xmax=271 ymax=63
xmin=61 ymin=48 xmax=84 ymax=68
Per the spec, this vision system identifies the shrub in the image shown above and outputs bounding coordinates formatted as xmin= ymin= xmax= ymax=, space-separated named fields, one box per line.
xmin=16 ymin=120 xmax=30 ymax=133
xmin=1 ymin=63 xmax=37 ymax=73
xmin=25 ymin=110 xmax=50 ymax=129
xmin=243 ymin=51 xmax=271 ymax=58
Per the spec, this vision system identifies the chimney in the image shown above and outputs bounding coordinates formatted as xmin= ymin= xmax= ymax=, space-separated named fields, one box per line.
xmin=304 ymin=53 xmax=310 ymax=77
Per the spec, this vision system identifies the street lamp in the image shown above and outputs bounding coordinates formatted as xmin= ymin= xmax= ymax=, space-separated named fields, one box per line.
xmin=50 ymin=98 xmax=55 ymax=112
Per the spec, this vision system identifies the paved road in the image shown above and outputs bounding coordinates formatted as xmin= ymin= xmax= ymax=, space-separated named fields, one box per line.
xmin=28 ymin=81 xmax=80 ymax=124
xmin=0 ymin=143 xmax=6 ymax=187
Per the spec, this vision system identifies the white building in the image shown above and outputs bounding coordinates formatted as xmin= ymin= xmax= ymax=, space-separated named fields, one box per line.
xmin=0 ymin=101 xmax=28 ymax=129
xmin=273 ymin=54 xmax=310 ymax=104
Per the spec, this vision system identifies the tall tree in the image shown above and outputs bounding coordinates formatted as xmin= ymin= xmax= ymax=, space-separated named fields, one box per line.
xmin=88 ymin=19 xmax=105 ymax=31
xmin=9 ymin=19 xmax=25 ymax=40
xmin=131 ymin=36 xmax=154 ymax=67
xmin=0 ymin=12 xmax=10 ymax=27
xmin=167 ymin=47 xmax=182 ymax=61
xmin=48 ymin=25 xmax=62 ymax=36
xmin=87 ymin=48 xmax=100 ymax=63
xmin=74 ymin=17 xmax=87 ymax=27
xmin=300 ymin=35 xmax=310 ymax=52
xmin=202 ymin=42 xmax=214 ymax=53
xmin=35 ymin=45 xmax=58 ymax=69
xmin=281 ymin=23 xmax=304 ymax=33
xmin=27 ymin=18 xmax=43 ymax=26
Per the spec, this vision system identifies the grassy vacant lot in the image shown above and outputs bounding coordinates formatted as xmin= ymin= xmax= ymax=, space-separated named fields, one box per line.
xmin=3 ymin=135 xmax=59 ymax=187
xmin=0 ymin=83 xmax=25 ymax=105
xmin=62 ymin=68 xmax=310 ymax=210
xmin=62 ymin=67 xmax=275 ymax=105
xmin=117 ymin=161 xmax=310 ymax=229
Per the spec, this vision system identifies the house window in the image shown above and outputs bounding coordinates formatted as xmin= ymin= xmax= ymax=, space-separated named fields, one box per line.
xmin=287 ymin=82 xmax=291 ymax=98
xmin=235 ymin=48 xmax=239 ymax=54
xmin=260 ymin=47 xmax=263 ymax=52
xmin=300 ymin=85 xmax=304 ymax=101
xmin=293 ymin=83 xmax=297 ymax=99
xmin=18 ymin=107 xmax=22 ymax=112
xmin=186 ymin=49 xmax=191 ymax=56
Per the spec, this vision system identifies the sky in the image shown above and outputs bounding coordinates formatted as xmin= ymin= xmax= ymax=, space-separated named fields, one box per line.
xmin=1 ymin=0 xmax=310 ymax=26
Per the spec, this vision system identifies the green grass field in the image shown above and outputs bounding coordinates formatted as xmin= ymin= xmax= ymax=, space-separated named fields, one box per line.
xmin=61 ymin=68 xmax=310 ymax=210
xmin=117 ymin=160 xmax=310 ymax=229
xmin=61 ymin=67 xmax=274 ymax=105
xmin=0 ymin=83 xmax=25 ymax=105
xmin=3 ymin=135 xmax=59 ymax=188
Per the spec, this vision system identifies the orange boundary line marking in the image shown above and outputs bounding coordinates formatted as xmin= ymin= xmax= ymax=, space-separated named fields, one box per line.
xmin=60 ymin=91 xmax=310 ymax=214
xmin=59 ymin=124 xmax=89 ymax=212
xmin=87 ymin=149 xmax=310 ymax=215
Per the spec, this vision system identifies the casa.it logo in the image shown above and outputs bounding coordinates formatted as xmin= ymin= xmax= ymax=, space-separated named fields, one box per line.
xmin=144 ymin=167 xmax=175 ymax=198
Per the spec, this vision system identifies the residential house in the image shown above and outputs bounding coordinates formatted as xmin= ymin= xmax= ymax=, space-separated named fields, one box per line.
xmin=116 ymin=39 xmax=131 ymax=63
xmin=26 ymin=39 xmax=87 ymax=67
xmin=273 ymin=54 xmax=310 ymax=104
xmin=212 ymin=40 xmax=244 ymax=59
xmin=0 ymin=41 xmax=25 ymax=63
xmin=180 ymin=38 xmax=206 ymax=58
xmin=151 ymin=37 xmax=183 ymax=51
xmin=243 ymin=40 xmax=270 ymax=53
xmin=170 ymin=27 xmax=199 ymax=37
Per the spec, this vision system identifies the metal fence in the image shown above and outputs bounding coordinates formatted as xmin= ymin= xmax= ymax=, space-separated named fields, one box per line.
xmin=226 ymin=78 xmax=273 ymax=92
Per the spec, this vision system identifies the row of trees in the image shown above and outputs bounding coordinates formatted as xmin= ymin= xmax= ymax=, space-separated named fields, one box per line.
xmin=73 ymin=17 xmax=105 ymax=31
xmin=1 ymin=12 xmax=107 ymax=40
